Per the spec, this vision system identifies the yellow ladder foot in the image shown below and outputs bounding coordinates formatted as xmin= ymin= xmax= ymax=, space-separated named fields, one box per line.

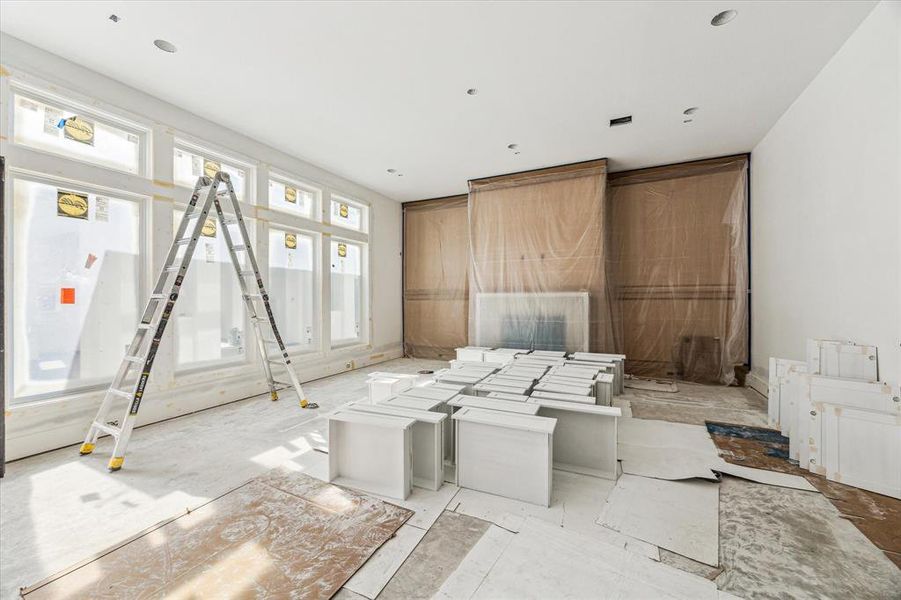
xmin=79 ymin=443 xmax=95 ymax=455
xmin=108 ymin=457 xmax=124 ymax=471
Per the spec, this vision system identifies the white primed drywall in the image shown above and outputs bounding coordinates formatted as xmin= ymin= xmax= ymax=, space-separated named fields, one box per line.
xmin=751 ymin=1 xmax=901 ymax=386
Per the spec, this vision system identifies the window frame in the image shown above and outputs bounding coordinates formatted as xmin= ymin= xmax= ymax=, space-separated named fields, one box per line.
xmin=9 ymin=80 xmax=152 ymax=178
xmin=7 ymin=168 xmax=150 ymax=404
xmin=172 ymin=137 xmax=257 ymax=204
xmin=328 ymin=193 xmax=369 ymax=233
xmin=328 ymin=236 xmax=369 ymax=349
xmin=266 ymin=224 xmax=322 ymax=358
xmin=267 ymin=171 xmax=322 ymax=221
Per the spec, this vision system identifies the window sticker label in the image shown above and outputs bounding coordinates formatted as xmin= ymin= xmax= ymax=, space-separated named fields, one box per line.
xmin=191 ymin=154 xmax=203 ymax=176
xmin=44 ymin=107 xmax=63 ymax=135
xmin=201 ymin=218 xmax=217 ymax=237
xmin=285 ymin=233 xmax=297 ymax=249
xmin=95 ymin=196 xmax=110 ymax=222
xmin=203 ymin=159 xmax=221 ymax=178
xmin=339 ymin=203 xmax=349 ymax=218
xmin=60 ymin=287 xmax=76 ymax=304
xmin=63 ymin=116 xmax=95 ymax=145
xmin=285 ymin=187 xmax=297 ymax=203
xmin=337 ymin=242 xmax=347 ymax=257
xmin=57 ymin=190 xmax=89 ymax=220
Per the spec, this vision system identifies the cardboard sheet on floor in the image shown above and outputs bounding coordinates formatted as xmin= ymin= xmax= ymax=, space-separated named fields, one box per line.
xmin=473 ymin=517 xmax=717 ymax=600
xmin=433 ymin=525 xmax=516 ymax=600
xmin=711 ymin=459 xmax=817 ymax=492
xmin=450 ymin=471 xmax=660 ymax=562
xmin=343 ymin=523 xmax=427 ymax=599
xmin=598 ymin=474 xmax=720 ymax=567
xmin=618 ymin=417 xmax=722 ymax=481
xmin=21 ymin=469 xmax=412 ymax=599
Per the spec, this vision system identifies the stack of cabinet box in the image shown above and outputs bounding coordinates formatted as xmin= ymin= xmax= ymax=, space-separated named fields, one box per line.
xmin=769 ymin=339 xmax=900 ymax=499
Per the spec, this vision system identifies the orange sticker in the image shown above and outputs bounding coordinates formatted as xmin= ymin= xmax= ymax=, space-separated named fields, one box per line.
xmin=60 ymin=288 xmax=76 ymax=304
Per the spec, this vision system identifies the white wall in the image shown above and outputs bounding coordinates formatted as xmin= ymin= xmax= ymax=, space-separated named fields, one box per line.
xmin=1 ymin=34 xmax=404 ymax=460
xmin=751 ymin=1 xmax=900 ymax=386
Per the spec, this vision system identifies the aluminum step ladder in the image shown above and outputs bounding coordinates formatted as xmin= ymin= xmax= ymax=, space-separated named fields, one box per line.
xmin=79 ymin=173 xmax=317 ymax=471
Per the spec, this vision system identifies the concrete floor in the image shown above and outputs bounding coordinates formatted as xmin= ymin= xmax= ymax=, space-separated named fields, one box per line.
xmin=2 ymin=360 xmax=899 ymax=599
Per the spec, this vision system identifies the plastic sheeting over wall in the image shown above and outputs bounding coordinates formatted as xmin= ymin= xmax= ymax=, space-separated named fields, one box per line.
xmin=402 ymin=196 xmax=469 ymax=359
xmin=402 ymin=155 xmax=749 ymax=385
xmin=607 ymin=155 xmax=749 ymax=384
xmin=467 ymin=160 xmax=616 ymax=353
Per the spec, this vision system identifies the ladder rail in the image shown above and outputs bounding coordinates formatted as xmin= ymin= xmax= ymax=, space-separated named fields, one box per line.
xmin=80 ymin=173 xmax=317 ymax=472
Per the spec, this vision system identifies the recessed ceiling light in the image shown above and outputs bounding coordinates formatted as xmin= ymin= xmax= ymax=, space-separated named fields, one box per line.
xmin=609 ymin=115 xmax=632 ymax=127
xmin=398 ymin=173 xmax=404 ymax=177
xmin=386 ymin=168 xmax=397 ymax=174
xmin=514 ymin=151 xmax=521 ymax=155
xmin=466 ymin=88 xmax=478 ymax=95
xmin=154 ymin=39 xmax=177 ymax=53
xmin=683 ymin=119 xmax=694 ymax=124
xmin=711 ymin=10 xmax=737 ymax=26
xmin=683 ymin=107 xmax=698 ymax=115
xmin=507 ymin=143 xmax=518 ymax=150
xmin=108 ymin=14 xmax=121 ymax=23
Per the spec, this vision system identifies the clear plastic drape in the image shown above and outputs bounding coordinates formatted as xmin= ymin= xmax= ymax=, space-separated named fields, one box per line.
xmin=606 ymin=155 xmax=749 ymax=384
xmin=466 ymin=160 xmax=616 ymax=353
xmin=403 ymin=196 xmax=469 ymax=359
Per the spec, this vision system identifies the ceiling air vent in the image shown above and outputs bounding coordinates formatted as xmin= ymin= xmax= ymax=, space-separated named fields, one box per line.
xmin=609 ymin=115 xmax=632 ymax=127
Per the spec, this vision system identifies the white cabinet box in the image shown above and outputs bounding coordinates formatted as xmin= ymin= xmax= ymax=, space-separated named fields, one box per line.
xmin=528 ymin=398 xmax=620 ymax=479
xmin=454 ymin=407 xmax=557 ymax=506
xmin=533 ymin=381 xmax=594 ymax=396
xmin=367 ymin=377 xmax=413 ymax=404
xmin=806 ymin=339 xmax=879 ymax=381
xmin=328 ymin=411 xmax=414 ymax=500
xmin=447 ymin=395 xmax=541 ymax=415
xmin=530 ymin=390 xmax=597 ymax=405
xmin=456 ymin=346 xmax=493 ymax=362
xmin=346 ymin=403 xmax=446 ymax=491
xmin=571 ymin=353 xmax=625 ymax=394
xmin=486 ymin=392 xmax=530 ymax=402
xmin=472 ymin=382 xmax=532 ymax=396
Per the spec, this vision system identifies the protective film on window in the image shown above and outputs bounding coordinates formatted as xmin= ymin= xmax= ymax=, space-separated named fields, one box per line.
xmin=12 ymin=178 xmax=140 ymax=400
xmin=268 ymin=179 xmax=317 ymax=219
xmin=13 ymin=93 xmax=143 ymax=175
xmin=173 ymin=147 xmax=247 ymax=200
xmin=269 ymin=228 xmax=316 ymax=351
xmin=172 ymin=210 xmax=247 ymax=369
xmin=330 ymin=240 xmax=362 ymax=343
xmin=330 ymin=198 xmax=364 ymax=231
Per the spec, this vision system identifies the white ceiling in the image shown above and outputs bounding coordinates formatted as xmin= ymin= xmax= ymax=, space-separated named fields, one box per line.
xmin=0 ymin=1 xmax=876 ymax=201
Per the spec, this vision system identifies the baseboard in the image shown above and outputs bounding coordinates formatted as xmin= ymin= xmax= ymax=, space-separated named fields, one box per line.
xmin=746 ymin=370 xmax=768 ymax=398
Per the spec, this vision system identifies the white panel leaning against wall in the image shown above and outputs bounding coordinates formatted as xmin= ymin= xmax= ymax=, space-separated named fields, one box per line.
xmin=0 ymin=68 xmax=372 ymax=454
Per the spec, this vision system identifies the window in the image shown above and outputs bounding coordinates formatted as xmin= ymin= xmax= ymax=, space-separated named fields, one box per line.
xmin=268 ymin=228 xmax=316 ymax=353
xmin=330 ymin=239 xmax=363 ymax=345
xmin=330 ymin=196 xmax=366 ymax=231
xmin=173 ymin=145 xmax=250 ymax=201
xmin=268 ymin=176 xmax=319 ymax=219
xmin=12 ymin=91 xmax=146 ymax=175
xmin=172 ymin=210 xmax=247 ymax=370
xmin=12 ymin=177 xmax=141 ymax=401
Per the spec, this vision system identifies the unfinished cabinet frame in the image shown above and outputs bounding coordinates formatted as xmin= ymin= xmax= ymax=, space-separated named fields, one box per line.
xmin=453 ymin=407 xmax=557 ymax=507
xmin=328 ymin=411 xmax=414 ymax=500
xmin=805 ymin=339 xmax=878 ymax=381
xmin=529 ymin=398 xmax=620 ymax=479
xmin=767 ymin=357 xmax=807 ymax=430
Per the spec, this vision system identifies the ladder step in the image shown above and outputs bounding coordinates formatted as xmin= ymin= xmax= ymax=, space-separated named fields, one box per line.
xmin=175 ymin=237 xmax=193 ymax=246
xmin=108 ymin=389 xmax=132 ymax=400
xmin=239 ymin=270 xmax=257 ymax=277
xmin=93 ymin=421 xmax=122 ymax=437
xmin=272 ymin=381 xmax=293 ymax=387
xmin=244 ymin=293 xmax=263 ymax=299
xmin=251 ymin=316 xmax=269 ymax=323
xmin=222 ymin=216 xmax=239 ymax=225
xmin=123 ymin=355 xmax=145 ymax=364
xmin=165 ymin=266 xmax=184 ymax=273
xmin=150 ymin=294 xmax=167 ymax=300
xmin=232 ymin=244 xmax=247 ymax=251
xmin=137 ymin=323 xmax=154 ymax=330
